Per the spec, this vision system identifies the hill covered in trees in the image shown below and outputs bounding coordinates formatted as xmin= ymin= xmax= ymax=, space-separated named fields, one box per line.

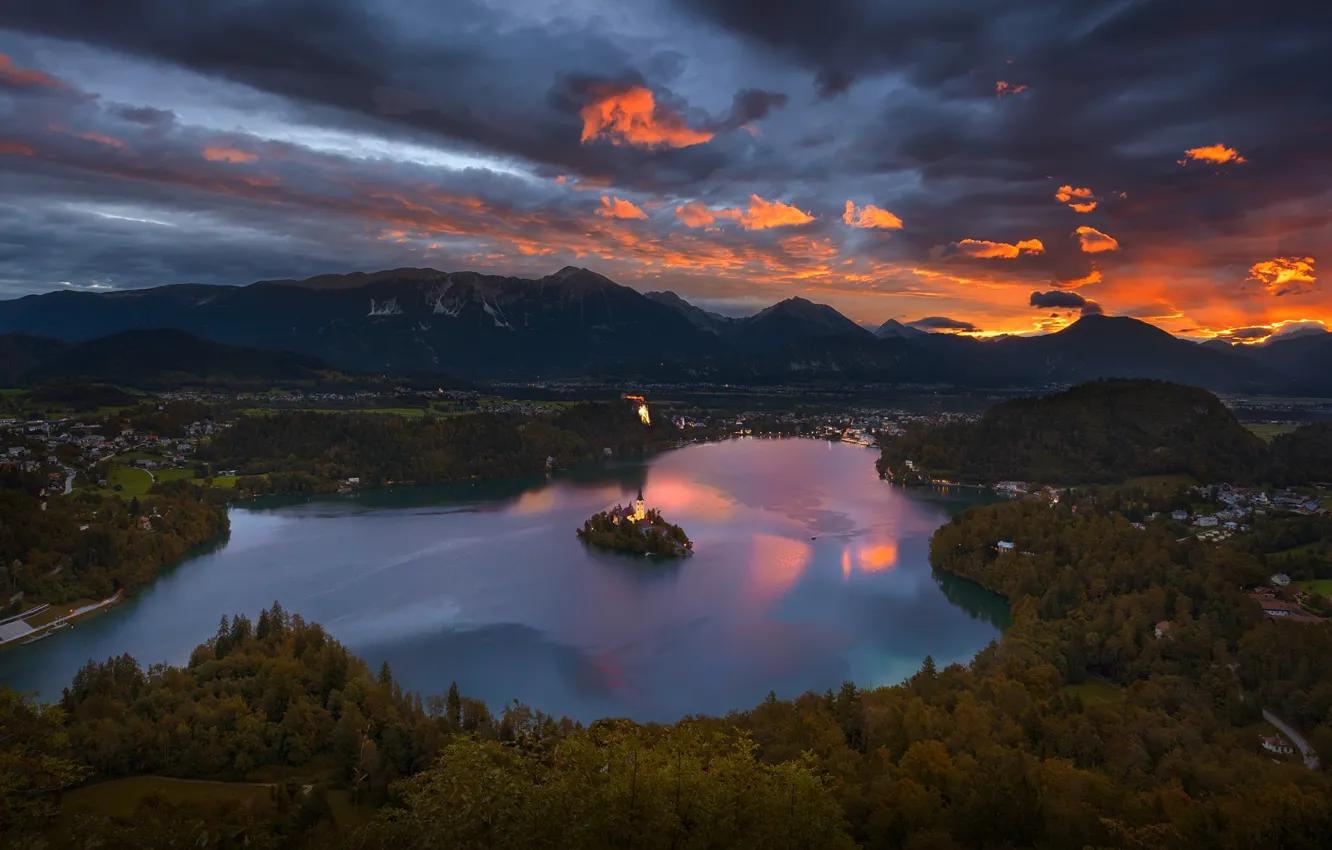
xmin=878 ymin=379 xmax=1272 ymax=485
xmin=202 ymin=402 xmax=675 ymax=495
xmin=8 ymin=487 xmax=1332 ymax=849
xmin=0 ymin=477 xmax=227 ymax=609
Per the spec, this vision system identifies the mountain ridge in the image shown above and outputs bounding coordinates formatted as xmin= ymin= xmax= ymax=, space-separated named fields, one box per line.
xmin=0 ymin=267 xmax=1312 ymax=391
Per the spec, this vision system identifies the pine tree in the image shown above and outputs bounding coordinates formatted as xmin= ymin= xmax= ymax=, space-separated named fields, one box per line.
xmin=446 ymin=681 xmax=462 ymax=726
xmin=378 ymin=661 xmax=393 ymax=686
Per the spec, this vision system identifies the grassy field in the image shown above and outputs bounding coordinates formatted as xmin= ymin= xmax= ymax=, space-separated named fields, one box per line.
xmin=65 ymin=776 xmax=275 ymax=819
xmin=1295 ymin=579 xmax=1332 ymax=597
xmin=1062 ymin=678 xmax=1123 ymax=706
xmin=106 ymin=465 xmax=153 ymax=497
xmin=1124 ymin=474 xmax=1197 ymax=494
xmin=1245 ymin=422 xmax=1299 ymax=442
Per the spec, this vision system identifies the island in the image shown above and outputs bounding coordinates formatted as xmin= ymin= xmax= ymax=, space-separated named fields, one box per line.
xmin=576 ymin=488 xmax=693 ymax=557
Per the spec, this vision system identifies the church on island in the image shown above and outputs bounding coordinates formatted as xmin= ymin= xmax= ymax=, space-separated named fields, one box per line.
xmin=577 ymin=486 xmax=693 ymax=558
xmin=608 ymin=488 xmax=648 ymax=525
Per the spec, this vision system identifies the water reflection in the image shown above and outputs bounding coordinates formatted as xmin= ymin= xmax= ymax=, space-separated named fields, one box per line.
xmin=0 ymin=439 xmax=1009 ymax=722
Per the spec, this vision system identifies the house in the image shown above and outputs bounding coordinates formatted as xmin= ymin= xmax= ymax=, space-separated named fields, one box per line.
xmin=1261 ymin=735 xmax=1295 ymax=756
xmin=1155 ymin=620 xmax=1172 ymax=639
xmin=1171 ymin=509 xmax=1189 ymax=521
xmin=997 ymin=541 xmax=1015 ymax=555
xmin=1271 ymin=573 xmax=1291 ymax=587
xmin=1195 ymin=515 xmax=1218 ymax=528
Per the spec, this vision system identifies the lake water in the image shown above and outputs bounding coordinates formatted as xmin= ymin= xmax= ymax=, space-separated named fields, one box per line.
xmin=0 ymin=439 xmax=1008 ymax=722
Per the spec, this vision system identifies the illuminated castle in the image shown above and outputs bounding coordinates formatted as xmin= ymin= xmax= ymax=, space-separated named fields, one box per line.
xmin=633 ymin=487 xmax=646 ymax=521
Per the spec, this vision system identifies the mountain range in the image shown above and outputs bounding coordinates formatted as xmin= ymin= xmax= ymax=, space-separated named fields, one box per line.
xmin=0 ymin=266 xmax=1328 ymax=392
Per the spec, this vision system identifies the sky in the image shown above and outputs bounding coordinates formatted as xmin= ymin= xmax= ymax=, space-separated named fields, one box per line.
xmin=0 ymin=0 xmax=1329 ymax=341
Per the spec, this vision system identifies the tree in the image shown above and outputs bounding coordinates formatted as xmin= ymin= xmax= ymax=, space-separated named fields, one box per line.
xmin=0 ymin=688 xmax=90 ymax=840
xmin=445 ymin=681 xmax=462 ymax=727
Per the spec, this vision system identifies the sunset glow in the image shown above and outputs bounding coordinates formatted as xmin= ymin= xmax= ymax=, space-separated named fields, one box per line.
xmin=1181 ymin=144 xmax=1246 ymax=165
xmin=843 ymin=201 xmax=903 ymax=230
xmin=951 ymin=239 xmax=1045 ymax=259
xmin=596 ymin=196 xmax=648 ymax=220
xmin=202 ymin=147 xmax=258 ymax=164
xmin=0 ymin=1 xmax=1327 ymax=340
xmin=579 ymin=86 xmax=714 ymax=149
xmin=1248 ymin=257 xmax=1317 ymax=297
xmin=1074 ymin=226 xmax=1119 ymax=253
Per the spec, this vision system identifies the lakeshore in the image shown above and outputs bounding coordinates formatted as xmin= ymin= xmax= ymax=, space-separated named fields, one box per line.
xmin=0 ymin=439 xmax=1008 ymax=717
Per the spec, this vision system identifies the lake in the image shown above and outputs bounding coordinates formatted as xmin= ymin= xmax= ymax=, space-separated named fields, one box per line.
xmin=0 ymin=438 xmax=1008 ymax=722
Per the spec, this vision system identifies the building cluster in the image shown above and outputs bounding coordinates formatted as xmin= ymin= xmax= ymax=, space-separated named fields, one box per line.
xmin=1248 ymin=582 xmax=1324 ymax=624
xmin=1 ymin=415 xmax=225 ymax=496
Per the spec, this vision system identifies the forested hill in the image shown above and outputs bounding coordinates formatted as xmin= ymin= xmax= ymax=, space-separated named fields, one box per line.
xmin=878 ymin=379 xmax=1269 ymax=485
xmin=201 ymin=402 xmax=675 ymax=494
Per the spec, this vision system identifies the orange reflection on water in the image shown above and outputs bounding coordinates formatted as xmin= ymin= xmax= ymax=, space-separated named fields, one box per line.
xmin=750 ymin=533 xmax=812 ymax=601
xmin=643 ymin=475 xmax=736 ymax=520
xmin=858 ymin=540 xmax=899 ymax=572
xmin=510 ymin=487 xmax=557 ymax=516
xmin=840 ymin=539 xmax=900 ymax=580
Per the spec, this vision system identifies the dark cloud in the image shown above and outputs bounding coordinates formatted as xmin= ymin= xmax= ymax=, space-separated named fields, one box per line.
xmin=1080 ymin=301 xmax=1104 ymax=316
xmin=908 ymin=316 xmax=979 ymax=332
xmin=1029 ymin=290 xmax=1086 ymax=309
xmin=814 ymin=68 xmax=854 ymax=99
xmin=0 ymin=0 xmax=1329 ymax=333
xmin=1222 ymin=327 xmax=1272 ymax=341
xmin=711 ymin=89 xmax=789 ymax=132
xmin=108 ymin=104 xmax=175 ymax=127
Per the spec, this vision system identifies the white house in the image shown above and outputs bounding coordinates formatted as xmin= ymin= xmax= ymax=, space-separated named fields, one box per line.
xmin=1195 ymin=515 xmax=1218 ymax=528
xmin=997 ymin=541 xmax=1015 ymax=555
xmin=1261 ymin=736 xmax=1294 ymax=756
xmin=1270 ymin=573 xmax=1292 ymax=587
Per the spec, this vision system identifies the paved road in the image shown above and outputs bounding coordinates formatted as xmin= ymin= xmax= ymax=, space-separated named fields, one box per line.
xmin=1264 ymin=709 xmax=1321 ymax=770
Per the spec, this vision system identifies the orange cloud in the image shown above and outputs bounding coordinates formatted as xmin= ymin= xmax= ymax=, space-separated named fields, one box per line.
xmin=995 ymin=81 xmax=1027 ymax=98
xmin=1180 ymin=144 xmax=1245 ymax=165
xmin=1056 ymin=269 xmax=1103 ymax=288
xmin=674 ymin=202 xmax=716 ymax=228
xmin=1074 ymin=226 xmax=1119 ymax=253
xmin=595 ymin=195 xmax=648 ymax=220
xmin=952 ymin=238 xmax=1045 ymax=259
xmin=0 ymin=54 xmax=63 ymax=89
xmin=203 ymin=147 xmax=257 ymax=164
xmin=579 ymin=86 xmax=713 ymax=149
xmin=843 ymin=200 xmax=903 ymax=230
xmin=0 ymin=140 xmax=36 ymax=157
xmin=1054 ymin=185 xmax=1098 ymax=213
xmin=1248 ymin=257 xmax=1317 ymax=296
xmin=731 ymin=194 xmax=814 ymax=230
xmin=77 ymin=132 xmax=124 ymax=150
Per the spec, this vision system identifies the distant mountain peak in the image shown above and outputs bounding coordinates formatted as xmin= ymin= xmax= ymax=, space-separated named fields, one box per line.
xmin=644 ymin=291 xmax=735 ymax=334
xmin=875 ymin=318 xmax=926 ymax=340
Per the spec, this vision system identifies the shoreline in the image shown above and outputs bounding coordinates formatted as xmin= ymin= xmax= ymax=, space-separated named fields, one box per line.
xmin=0 ymin=591 xmax=124 ymax=652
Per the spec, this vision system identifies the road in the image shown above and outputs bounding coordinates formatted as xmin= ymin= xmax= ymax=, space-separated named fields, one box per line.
xmin=1264 ymin=709 xmax=1321 ymax=770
